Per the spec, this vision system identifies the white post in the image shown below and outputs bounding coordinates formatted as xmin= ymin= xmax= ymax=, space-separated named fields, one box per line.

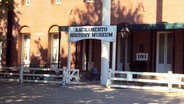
xmin=106 ymin=69 xmax=112 ymax=88
xmin=67 ymin=42 xmax=71 ymax=84
xmin=63 ymin=67 xmax=68 ymax=85
xmin=168 ymin=71 xmax=172 ymax=92
xmin=101 ymin=0 xmax=111 ymax=85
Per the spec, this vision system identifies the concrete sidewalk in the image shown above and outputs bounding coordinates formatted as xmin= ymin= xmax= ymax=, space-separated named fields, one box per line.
xmin=1 ymin=82 xmax=184 ymax=104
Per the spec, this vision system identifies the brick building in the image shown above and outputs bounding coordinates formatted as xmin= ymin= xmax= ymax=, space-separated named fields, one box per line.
xmin=0 ymin=0 xmax=184 ymax=74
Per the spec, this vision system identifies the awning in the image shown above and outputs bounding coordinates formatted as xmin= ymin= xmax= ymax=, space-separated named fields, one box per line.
xmin=59 ymin=23 xmax=184 ymax=32
xmin=118 ymin=23 xmax=184 ymax=31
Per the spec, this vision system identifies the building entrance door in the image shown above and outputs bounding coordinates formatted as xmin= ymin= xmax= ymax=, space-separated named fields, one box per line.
xmin=156 ymin=31 xmax=173 ymax=73
xmin=117 ymin=34 xmax=131 ymax=71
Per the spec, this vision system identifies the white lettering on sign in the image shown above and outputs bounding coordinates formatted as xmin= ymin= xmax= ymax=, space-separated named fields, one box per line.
xmin=68 ymin=26 xmax=117 ymax=42
xmin=136 ymin=53 xmax=148 ymax=61
xmin=75 ymin=27 xmax=108 ymax=32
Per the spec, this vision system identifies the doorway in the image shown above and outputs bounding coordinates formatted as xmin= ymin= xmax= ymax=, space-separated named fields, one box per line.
xmin=117 ymin=33 xmax=131 ymax=71
xmin=156 ymin=31 xmax=173 ymax=73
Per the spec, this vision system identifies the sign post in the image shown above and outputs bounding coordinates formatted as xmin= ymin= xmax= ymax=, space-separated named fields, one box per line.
xmin=67 ymin=25 xmax=117 ymax=85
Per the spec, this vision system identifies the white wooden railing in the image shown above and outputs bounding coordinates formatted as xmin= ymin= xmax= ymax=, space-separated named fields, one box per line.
xmin=0 ymin=66 xmax=80 ymax=85
xmin=107 ymin=69 xmax=184 ymax=92
xmin=64 ymin=68 xmax=80 ymax=85
xmin=0 ymin=66 xmax=20 ymax=82
xmin=19 ymin=66 xmax=64 ymax=84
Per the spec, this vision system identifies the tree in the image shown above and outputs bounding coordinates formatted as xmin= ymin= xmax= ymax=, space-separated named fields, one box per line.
xmin=0 ymin=0 xmax=14 ymax=66
xmin=0 ymin=0 xmax=14 ymax=19
xmin=0 ymin=0 xmax=14 ymax=42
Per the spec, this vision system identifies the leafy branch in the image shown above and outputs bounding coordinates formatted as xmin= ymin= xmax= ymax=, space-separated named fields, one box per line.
xmin=0 ymin=0 xmax=14 ymax=19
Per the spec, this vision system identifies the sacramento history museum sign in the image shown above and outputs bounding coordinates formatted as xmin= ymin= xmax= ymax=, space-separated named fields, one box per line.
xmin=68 ymin=26 xmax=116 ymax=42
xmin=67 ymin=25 xmax=117 ymax=85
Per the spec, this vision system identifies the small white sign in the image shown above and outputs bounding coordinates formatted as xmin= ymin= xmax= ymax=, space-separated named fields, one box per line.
xmin=68 ymin=26 xmax=117 ymax=42
xmin=136 ymin=53 xmax=148 ymax=61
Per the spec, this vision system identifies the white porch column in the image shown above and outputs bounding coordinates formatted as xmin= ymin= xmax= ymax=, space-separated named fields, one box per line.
xmin=101 ymin=0 xmax=111 ymax=85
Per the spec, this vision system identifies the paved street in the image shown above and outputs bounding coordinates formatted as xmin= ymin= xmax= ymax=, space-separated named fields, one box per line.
xmin=1 ymin=81 xmax=184 ymax=104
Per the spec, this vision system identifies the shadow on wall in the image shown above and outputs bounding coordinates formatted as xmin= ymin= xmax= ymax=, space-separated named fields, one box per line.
xmin=30 ymin=38 xmax=48 ymax=67
xmin=69 ymin=1 xmax=144 ymax=25
xmin=111 ymin=0 xmax=144 ymax=24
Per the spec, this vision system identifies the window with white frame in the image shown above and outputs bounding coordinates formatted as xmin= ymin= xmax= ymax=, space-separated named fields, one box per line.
xmin=50 ymin=34 xmax=59 ymax=64
xmin=21 ymin=0 xmax=30 ymax=6
xmin=25 ymin=0 xmax=30 ymax=6
xmin=54 ymin=0 xmax=60 ymax=4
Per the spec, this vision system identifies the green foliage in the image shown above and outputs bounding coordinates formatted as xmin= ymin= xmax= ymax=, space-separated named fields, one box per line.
xmin=0 ymin=0 xmax=14 ymax=19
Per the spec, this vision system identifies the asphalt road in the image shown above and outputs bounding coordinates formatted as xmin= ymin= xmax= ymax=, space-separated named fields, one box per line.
xmin=1 ymin=82 xmax=184 ymax=104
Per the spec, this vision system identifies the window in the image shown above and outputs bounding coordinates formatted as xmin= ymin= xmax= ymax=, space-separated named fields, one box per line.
xmin=22 ymin=34 xmax=30 ymax=66
xmin=54 ymin=0 xmax=60 ymax=4
xmin=50 ymin=34 xmax=59 ymax=64
xmin=22 ymin=0 xmax=30 ymax=6
xmin=25 ymin=0 xmax=30 ymax=6
xmin=85 ymin=0 xmax=94 ymax=2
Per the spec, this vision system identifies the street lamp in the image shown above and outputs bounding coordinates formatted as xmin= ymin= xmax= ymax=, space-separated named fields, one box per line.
xmin=120 ymin=24 xmax=129 ymax=38
xmin=120 ymin=24 xmax=129 ymax=71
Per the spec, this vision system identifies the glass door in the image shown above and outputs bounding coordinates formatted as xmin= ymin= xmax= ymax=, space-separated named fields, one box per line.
xmin=117 ymin=34 xmax=131 ymax=71
xmin=156 ymin=32 xmax=173 ymax=73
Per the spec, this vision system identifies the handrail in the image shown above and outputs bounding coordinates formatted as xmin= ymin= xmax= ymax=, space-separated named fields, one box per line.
xmin=107 ymin=70 xmax=184 ymax=92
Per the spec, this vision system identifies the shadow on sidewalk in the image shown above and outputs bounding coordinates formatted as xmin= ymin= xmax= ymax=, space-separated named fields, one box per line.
xmin=0 ymin=81 xmax=184 ymax=104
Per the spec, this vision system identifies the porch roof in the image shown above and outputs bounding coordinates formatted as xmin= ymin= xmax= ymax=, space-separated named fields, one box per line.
xmin=59 ymin=23 xmax=184 ymax=32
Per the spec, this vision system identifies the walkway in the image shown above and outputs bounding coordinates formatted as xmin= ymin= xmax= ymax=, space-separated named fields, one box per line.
xmin=1 ymin=81 xmax=184 ymax=104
